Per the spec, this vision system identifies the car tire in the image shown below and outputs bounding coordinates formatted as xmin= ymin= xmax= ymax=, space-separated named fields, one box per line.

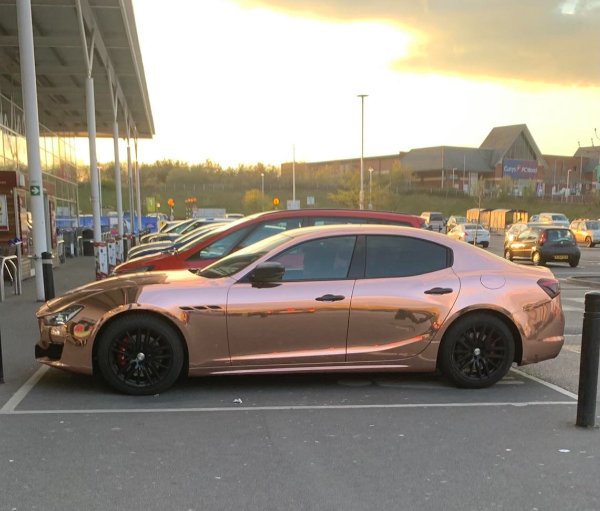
xmin=97 ymin=314 xmax=185 ymax=396
xmin=532 ymin=251 xmax=544 ymax=266
xmin=481 ymin=241 xmax=489 ymax=248
xmin=438 ymin=313 xmax=515 ymax=389
xmin=569 ymin=258 xmax=579 ymax=268
xmin=585 ymin=237 xmax=593 ymax=248
xmin=504 ymin=249 xmax=512 ymax=261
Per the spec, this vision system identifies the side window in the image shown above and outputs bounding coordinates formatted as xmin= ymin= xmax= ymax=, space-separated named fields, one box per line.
xmin=365 ymin=235 xmax=450 ymax=278
xmin=237 ymin=218 xmax=304 ymax=249
xmin=269 ymin=236 xmax=356 ymax=281
xmin=186 ymin=226 xmax=253 ymax=261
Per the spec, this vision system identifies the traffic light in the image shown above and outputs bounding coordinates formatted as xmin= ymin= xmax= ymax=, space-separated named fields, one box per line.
xmin=167 ymin=198 xmax=175 ymax=208
xmin=273 ymin=197 xmax=280 ymax=207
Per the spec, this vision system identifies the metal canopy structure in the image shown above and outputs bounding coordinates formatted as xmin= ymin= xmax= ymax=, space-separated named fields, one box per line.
xmin=0 ymin=0 xmax=154 ymax=138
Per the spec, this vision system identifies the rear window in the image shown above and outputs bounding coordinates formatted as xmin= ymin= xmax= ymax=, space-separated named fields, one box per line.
xmin=552 ymin=214 xmax=568 ymax=221
xmin=546 ymin=229 xmax=574 ymax=241
xmin=429 ymin=213 xmax=443 ymax=221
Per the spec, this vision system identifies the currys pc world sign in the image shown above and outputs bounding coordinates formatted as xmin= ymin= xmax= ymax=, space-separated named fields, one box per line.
xmin=503 ymin=159 xmax=538 ymax=180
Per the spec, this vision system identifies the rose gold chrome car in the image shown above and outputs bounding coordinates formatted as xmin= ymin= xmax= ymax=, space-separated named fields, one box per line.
xmin=35 ymin=225 xmax=564 ymax=395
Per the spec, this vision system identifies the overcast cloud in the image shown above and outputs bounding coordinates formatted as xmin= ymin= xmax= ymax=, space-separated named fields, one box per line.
xmin=242 ymin=0 xmax=600 ymax=86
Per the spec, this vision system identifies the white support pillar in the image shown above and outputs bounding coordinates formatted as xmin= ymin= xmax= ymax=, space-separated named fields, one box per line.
xmin=126 ymin=125 xmax=134 ymax=235
xmin=86 ymin=77 xmax=101 ymax=242
xmin=134 ymin=134 xmax=142 ymax=233
xmin=16 ymin=0 xmax=48 ymax=301
xmin=113 ymin=121 xmax=123 ymax=235
xmin=76 ymin=0 xmax=101 ymax=243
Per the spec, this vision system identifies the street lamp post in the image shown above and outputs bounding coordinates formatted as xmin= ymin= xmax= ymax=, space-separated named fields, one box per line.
xmin=358 ymin=94 xmax=368 ymax=210
xmin=567 ymin=168 xmax=573 ymax=202
xmin=261 ymin=173 xmax=265 ymax=211
xmin=368 ymin=168 xmax=374 ymax=210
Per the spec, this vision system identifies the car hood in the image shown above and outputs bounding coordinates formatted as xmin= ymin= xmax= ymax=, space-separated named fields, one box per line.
xmin=115 ymin=250 xmax=174 ymax=272
xmin=37 ymin=270 xmax=228 ymax=315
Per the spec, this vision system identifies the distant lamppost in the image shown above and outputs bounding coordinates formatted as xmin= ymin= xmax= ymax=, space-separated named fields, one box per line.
xmin=358 ymin=94 xmax=368 ymax=210
xmin=566 ymin=168 xmax=573 ymax=202
xmin=261 ymin=173 xmax=265 ymax=211
xmin=368 ymin=168 xmax=374 ymax=210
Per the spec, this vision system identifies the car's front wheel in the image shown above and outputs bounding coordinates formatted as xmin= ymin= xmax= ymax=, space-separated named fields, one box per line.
xmin=97 ymin=314 xmax=185 ymax=395
xmin=504 ymin=249 xmax=513 ymax=261
xmin=569 ymin=257 xmax=580 ymax=268
xmin=438 ymin=313 xmax=515 ymax=389
xmin=532 ymin=251 xmax=544 ymax=266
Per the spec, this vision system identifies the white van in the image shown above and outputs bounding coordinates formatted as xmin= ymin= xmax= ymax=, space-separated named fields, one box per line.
xmin=538 ymin=212 xmax=570 ymax=227
xmin=420 ymin=211 xmax=445 ymax=232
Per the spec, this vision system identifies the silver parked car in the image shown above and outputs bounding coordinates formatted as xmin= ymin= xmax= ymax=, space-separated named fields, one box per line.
xmin=569 ymin=219 xmax=600 ymax=247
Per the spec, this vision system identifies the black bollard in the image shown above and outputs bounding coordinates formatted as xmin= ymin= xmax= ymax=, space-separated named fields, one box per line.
xmin=576 ymin=291 xmax=600 ymax=428
xmin=0 ymin=329 xmax=4 ymax=384
xmin=42 ymin=251 xmax=55 ymax=301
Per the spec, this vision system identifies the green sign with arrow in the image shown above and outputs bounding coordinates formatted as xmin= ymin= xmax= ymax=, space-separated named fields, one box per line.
xmin=30 ymin=185 xmax=41 ymax=196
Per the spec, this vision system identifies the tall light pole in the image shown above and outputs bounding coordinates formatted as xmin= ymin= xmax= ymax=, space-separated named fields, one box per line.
xmin=358 ymin=94 xmax=368 ymax=210
xmin=261 ymin=172 xmax=265 ymax=211
xmin=368 ymin=167 xmax=374 ymax=210
xmin=292 ymin=144 xmax=296 ymax=203
xmin=567 ymin=168 xmax=573 ymax=202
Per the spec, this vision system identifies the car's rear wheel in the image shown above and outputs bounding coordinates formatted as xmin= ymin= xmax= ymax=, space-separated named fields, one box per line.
xmin=97 ymin=314 xmax=184 ymax=395
xmin=438 ymin=313 xmax=515 ymax=389
xmin=481 ymin=241 xmax=489 ymax=248
xmin=585 ymin=237 xmax=594 ymax=248
xmin=569 ymin=257 xmax=579 ymax=268
xmin=532 ymin=251 xmax=544 ymax=266
xmin=504 ymin=249 xmax=513 ymax=261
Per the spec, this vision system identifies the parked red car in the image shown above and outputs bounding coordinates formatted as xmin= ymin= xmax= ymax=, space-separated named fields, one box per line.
xmin=113 ymin=209 xmax=425 ymax=274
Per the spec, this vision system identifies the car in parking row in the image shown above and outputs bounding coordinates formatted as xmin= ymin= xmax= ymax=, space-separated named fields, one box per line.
xmin=504 ymin=226 xmax=580 ymax=267
xmin=36 ymin=224 xmax=565 ymax=395
xmin=446 ymin=223 xmax=490 ymax=247
xmin=114 ymin=209 xmax=426 ymax=275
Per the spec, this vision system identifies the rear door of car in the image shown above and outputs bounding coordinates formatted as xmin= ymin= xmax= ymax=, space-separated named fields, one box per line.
xmin=346 ymin=234 xmax=459 ymax=362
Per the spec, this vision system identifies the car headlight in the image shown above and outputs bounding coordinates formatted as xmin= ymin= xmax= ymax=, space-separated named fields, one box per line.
xmin=42 ymin=305 xmax=83 ymax=326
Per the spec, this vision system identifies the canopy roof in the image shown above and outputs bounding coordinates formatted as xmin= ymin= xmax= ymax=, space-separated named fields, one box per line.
xmin=0 ymin=0 xmax=154 ymax=138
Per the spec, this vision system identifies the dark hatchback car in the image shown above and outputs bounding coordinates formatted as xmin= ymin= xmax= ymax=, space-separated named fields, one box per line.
xmin=504 ymin=226 xmax=580 ymax=267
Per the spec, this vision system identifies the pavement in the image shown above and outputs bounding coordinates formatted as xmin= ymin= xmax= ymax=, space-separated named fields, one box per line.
xmin=0 ymin=255 xmax=599 ymax=510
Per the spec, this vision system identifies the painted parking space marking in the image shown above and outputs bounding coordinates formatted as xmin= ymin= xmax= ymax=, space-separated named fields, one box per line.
xmin=510 ymin=368 xmax=578 ymax=399
xmin=0 ymin=366 xmax=49 ymax=413
xmin=0 ymin=400 xmax=577 ymax=416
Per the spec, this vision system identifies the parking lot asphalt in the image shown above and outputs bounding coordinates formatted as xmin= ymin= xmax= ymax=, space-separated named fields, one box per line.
xmin=1 ymin=249 xmax=599 ymax=511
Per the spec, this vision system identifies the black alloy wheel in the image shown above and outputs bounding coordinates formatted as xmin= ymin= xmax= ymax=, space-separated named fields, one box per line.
xmin=97 ymin=314 xmax=184 ymax=395
xmin=438 ymin=314 xmax=515 ymax=389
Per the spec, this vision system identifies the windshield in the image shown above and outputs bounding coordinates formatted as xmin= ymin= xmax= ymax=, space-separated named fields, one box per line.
xmin=552 ymin=214 xmax=568 ymax=222
xmin=465 ymin=224 xmax=485 ymax=230
xmin=197 ymin=231 xmax=294 ymax=279
xmin=176 ymin=223 xmax=224 ymax=244
xmin=430 ymin=213 xmax=443 ymax=221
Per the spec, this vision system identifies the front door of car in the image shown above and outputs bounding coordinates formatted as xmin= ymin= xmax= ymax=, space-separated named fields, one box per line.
xmin=346 ymin=235 xmax=459 ymax=362
xmin=226 ymin=235 xmax=357 ymax=366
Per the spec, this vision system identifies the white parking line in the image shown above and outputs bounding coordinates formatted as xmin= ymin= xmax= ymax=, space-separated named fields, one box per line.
xmin=0 ymin=366 xmax=49 ymax=413
xmin=510 ymin=368 xmax=578 ymax=399
xmin=0 ymin=401 xmax=577 ymax=415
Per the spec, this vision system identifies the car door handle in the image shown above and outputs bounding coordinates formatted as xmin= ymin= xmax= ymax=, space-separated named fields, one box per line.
xmin=424 ymin=287 xmax=453 ymax=295
xmin=315 ymin=294 xmax=345 ymax=302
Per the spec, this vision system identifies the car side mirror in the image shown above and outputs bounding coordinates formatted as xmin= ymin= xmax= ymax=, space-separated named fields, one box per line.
xmin=249 ymin=262 xmax=285 ymax=286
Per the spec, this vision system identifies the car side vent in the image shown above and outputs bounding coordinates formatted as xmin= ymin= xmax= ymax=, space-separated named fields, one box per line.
xmin=180 ymin=305 xmax=223 ymax=311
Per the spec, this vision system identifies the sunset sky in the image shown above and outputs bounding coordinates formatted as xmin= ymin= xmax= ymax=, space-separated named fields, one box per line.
xmin=93 ymin=0 xmax=600 ymax=167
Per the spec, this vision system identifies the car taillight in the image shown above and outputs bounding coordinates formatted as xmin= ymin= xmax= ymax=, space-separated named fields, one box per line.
xmin=539 ymin=232 xmax=547 ymax=246
xmin=537 ymin=278 xmax=560 ymax=299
